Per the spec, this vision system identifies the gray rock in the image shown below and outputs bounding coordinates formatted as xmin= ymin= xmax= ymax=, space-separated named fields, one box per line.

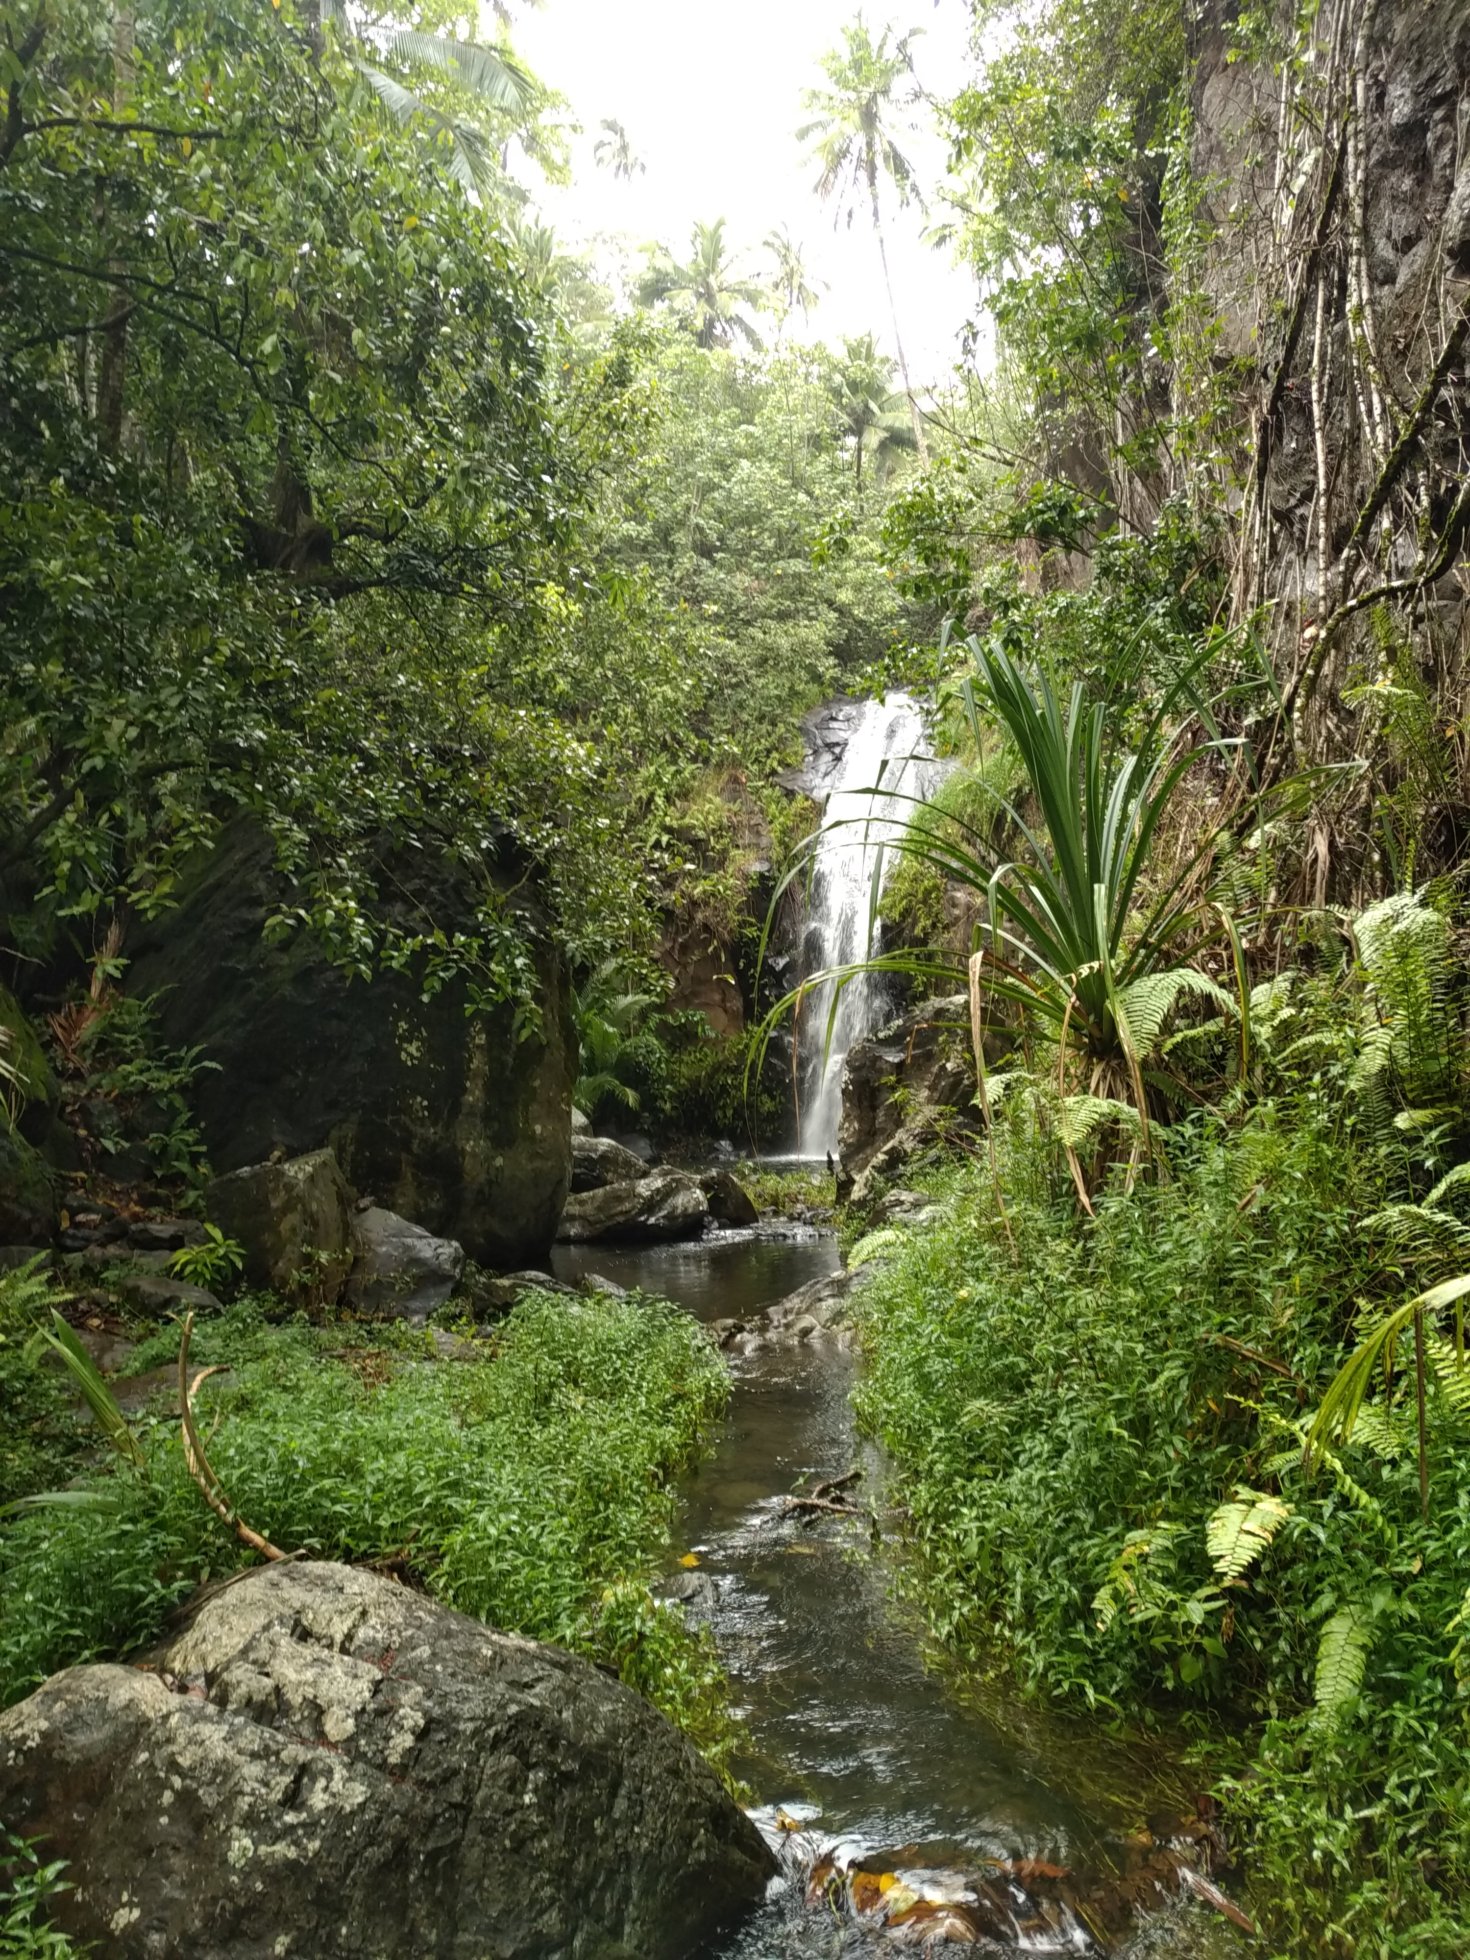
xmin=700 ymin=1167 xmax=760 ymax=1227
xmin=345 ymin=1206 xmax=464 ymax=1322
xmin=462 ymin=1268 xmax=578 ymax=1319
xmin=0 ymin=1245 xmax=51 ymax=1274
xmin=570 ymin=1105 xmax=591 ymax=1135
xmin=109 ymin=1272 xmax=222 ymax=1317
xmin=0 ymin=1560 xmax=773 ymax=1960
xmin=871 ymin=1187 xmax=939 ymax=1226
xmin=205 ymin=1148 xmax=352 ymax=1303
xmin=125 ymin=820 xmax=576 ymax=1270
xmin=556 ymin=1169 xmax=708 ymax=1244
xmin=126 ymin=1219 xmax=204 ymax=1253
xmin=764 ymin=1266 xmax=867 ymax=1338
xmin=578 ymin=1272 xmax=628 ymax=1298
xmin=569 ymin=1132 xmax=650 ymax=1192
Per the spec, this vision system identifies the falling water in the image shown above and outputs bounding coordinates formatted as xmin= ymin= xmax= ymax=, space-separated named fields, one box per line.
xmin=796 ymin=693 xmax=937 ymax=1156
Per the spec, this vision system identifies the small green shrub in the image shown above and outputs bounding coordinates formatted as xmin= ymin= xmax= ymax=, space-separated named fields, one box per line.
xmin=0 ymin=1294 xmax=729 ymax=1747
xmin=0 ymin=1263 xmax=84 ymax=1511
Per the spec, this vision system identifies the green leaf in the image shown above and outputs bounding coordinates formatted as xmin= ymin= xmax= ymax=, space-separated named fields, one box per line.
xmin=1204 ymin=1487 xmax=1291 ymax=1582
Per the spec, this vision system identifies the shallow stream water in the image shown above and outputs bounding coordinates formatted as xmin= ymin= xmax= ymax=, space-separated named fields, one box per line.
xmin=552 ymin=1226 xmax=1247 ymax=1959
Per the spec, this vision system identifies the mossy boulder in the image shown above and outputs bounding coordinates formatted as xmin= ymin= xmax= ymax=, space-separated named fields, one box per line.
xmin=127 ymin=823 xmax=575 ymax=1268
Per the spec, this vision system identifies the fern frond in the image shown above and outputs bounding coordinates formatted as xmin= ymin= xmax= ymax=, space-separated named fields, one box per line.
xmin=1057 ymin=1093 xmax=1142 ymax=1150
xmin=1311 ymin=1602 xmax=1376 ymax=1727
xmin=1205 ymin=1487 xmax=1292 ymax=1582
xmin=1424 ymin=1162 xmax=1470 ymax=1212
xmin=1114 ymin=967 xmax=1235 ymax=1062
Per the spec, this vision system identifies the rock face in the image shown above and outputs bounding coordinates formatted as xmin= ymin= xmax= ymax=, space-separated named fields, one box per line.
xmin=569 ymin=1133 xmax=650 ymax=1193
xmin=345 ymin=1206 xmax=465 ymax=1321
xmin=206 ymin=1148 xmax=353 ymax=1302
xmin=556 ymin=1169 xmax=709 ymax=1244
xmin=126 ymin=822 xmax=576 ymax=1268
xmin=837 ymin=995 xmax=977 ymax=1200
xmin=0 ymin=1560 xmax=774 ymax=1960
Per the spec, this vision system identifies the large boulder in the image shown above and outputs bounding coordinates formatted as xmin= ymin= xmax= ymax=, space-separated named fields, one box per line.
xmin=700 ymin=1167 xmax=759 ymax=1228
xmin=556 ymin=1169 xmax=708 ymax=1244
xmin=0 ymin=1560 xmax=774 ymax=1959
xmin=126 ymin=822 xmax=575 ymax=1268
xmin=205 ymin=1148 xmax=353 ymax=1302
xmin=345 ymin=1205 xmax=464 ymax=1321
xmin=569 ymin=1133 xmax=650 ymax=1193
xmin=838 ymin=994 xmax=977 ymax=1200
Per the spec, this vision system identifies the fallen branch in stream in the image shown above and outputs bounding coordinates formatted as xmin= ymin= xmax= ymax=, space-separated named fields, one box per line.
xmin=812 ymin=1466 xmax=862 ymax=1501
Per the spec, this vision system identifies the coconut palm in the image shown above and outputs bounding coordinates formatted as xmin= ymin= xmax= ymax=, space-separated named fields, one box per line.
xmin=764 ymin=225 xmax=823 ymax=340
xmin=637 ymin=219 xmax=765 ymax=352
xmin=594 ymin=118 xmax=645 ymax=181
xmin=321 ymin=0 xmax=534 ymax=194
xmin=826 ymin=333 xmax=917 ymax=492
xmin=800 ymin=15 xmax=928 ymax=457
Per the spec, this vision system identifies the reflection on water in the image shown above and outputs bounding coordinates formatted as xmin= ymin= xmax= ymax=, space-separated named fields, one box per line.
xmin=567 ymin=1226 xmax=1246 ymax=1960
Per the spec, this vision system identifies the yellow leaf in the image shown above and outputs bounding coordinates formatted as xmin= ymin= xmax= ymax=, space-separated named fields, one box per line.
xmin=678 ymin=1552 xmax=700 ymax=1569
xmin=181 ymin=136 xmax=192 ymax=158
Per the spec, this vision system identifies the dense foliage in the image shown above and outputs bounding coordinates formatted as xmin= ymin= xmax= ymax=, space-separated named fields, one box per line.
xmin=0 ymin=1285 xmax=731 ymax=1756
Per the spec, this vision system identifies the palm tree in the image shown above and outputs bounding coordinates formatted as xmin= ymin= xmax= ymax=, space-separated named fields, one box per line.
xmin=637 ymin=219 xmax=765 ymax=352
xmin=320 ymin=0 xmax=535 ymax=195
xmin=826 ymin=333 xmax=917 ymax=492
xmin=764 ymin=225 xmax=822 ymax=341
xmin=799 ymin=15 xmax=928 ymax=457
xmin=593 ymin=118 xmax=645 ymax=181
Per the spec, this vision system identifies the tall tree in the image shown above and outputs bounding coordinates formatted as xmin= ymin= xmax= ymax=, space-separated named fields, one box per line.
xmin=593 ymin=117 xmax=644 ymax=181
xmin=637 ymin=219 xmax=765 ymax=352
xmin=800 ymin=15 xmax=928 ymax=457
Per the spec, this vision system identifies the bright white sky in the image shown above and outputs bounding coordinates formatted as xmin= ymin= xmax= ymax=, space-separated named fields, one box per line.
xmin=508 ymin=1 xmax=981 ymax=385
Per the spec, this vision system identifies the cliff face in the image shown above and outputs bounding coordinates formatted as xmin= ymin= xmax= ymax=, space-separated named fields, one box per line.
xmin=1187 ymin=0 xmax=1470 ymax=667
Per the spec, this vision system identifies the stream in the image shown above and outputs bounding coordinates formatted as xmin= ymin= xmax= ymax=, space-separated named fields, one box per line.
xmin=554 ymin=1223 xmax=1249 ymax=1959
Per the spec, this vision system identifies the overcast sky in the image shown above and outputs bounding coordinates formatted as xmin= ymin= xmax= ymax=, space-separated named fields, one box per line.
xmin=509 ymin=1 xmax=982 ymax=384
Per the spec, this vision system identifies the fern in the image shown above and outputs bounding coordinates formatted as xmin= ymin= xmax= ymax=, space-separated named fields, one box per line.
xmin=1352 ymin=890 xmax=1461 ymax=1117
xmin=1311 ymin=1601 xmax=1379 ymax=1727
xmin=1205 ymin=1488 xmax=1292 ymax=1582
xmin=1056 ymin=1093 xmax=1142 ymax=1150
xmin=849 ymin=1227 xmax=904 ymax=1267
xmin=1114 ymin=967 xmax=1236 ymax=1061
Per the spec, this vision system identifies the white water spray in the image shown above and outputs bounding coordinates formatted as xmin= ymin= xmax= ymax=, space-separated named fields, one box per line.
xmin=796 ymin=694 xmax=937 ymax=1156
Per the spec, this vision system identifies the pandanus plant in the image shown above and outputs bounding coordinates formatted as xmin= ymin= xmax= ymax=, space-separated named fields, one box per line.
xmin=758 ymin=632 xmax=1244 ymax=1203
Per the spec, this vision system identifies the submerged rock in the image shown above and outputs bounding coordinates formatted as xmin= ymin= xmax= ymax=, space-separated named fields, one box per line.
xmin=556 ymin=1168 xmax=709 ymax=1244
xmin=345 ymin=1205 xmax=464 ymax=1321
xmin=205 ymin=1147 xmax=353 ymax=1303
xmin=0 ymin=1560 xmax=775 ymax=1960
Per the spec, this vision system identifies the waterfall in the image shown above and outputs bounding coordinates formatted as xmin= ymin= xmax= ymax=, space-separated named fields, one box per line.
xmin=796 ymin=693 xmax=936 ymax=1157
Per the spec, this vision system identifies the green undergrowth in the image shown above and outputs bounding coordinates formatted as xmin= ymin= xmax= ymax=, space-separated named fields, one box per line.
xmin=0 ymin=1289 xmax=737 ymax=1774
xmin=856 ymin=1118 xmax=1470 ymax=1958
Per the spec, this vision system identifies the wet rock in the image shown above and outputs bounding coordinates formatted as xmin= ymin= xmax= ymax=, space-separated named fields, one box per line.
xmin=556 ymin=1169 xmax=709 ymax=1245
xmin=0 ymin=1560 xmax=774 ymax=1960
xmin=837 ymin=995 xmax=976 ymax=1200
xmin=700 ymin=1168 xmax=759 ymax=1227
xmin=204 ymin=1148 xmax=352 ymax=1302
xmin=569 ymin=1133 xmax=649 ymax=1192
xmin=345 ymin=1206 xmax=464 ymax=1322
xmin=578 ymin=1273 xmax=627 ymax=1298
xmin=763 ymin=1267 xmax=868 ymax=1341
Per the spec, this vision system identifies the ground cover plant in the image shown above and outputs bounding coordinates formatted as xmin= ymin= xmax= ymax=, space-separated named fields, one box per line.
xmin=0 ymin=1287 xmax=734 ymax=1767
xmin=855 ymin=1086 xmax=1470 ymax=1957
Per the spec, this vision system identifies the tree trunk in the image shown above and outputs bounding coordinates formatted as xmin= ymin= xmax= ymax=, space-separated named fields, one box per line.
xmin=873 ymin=201 xmax=927 ymax=464
xmin=96 ymin=5 xmax=135 ymax=454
